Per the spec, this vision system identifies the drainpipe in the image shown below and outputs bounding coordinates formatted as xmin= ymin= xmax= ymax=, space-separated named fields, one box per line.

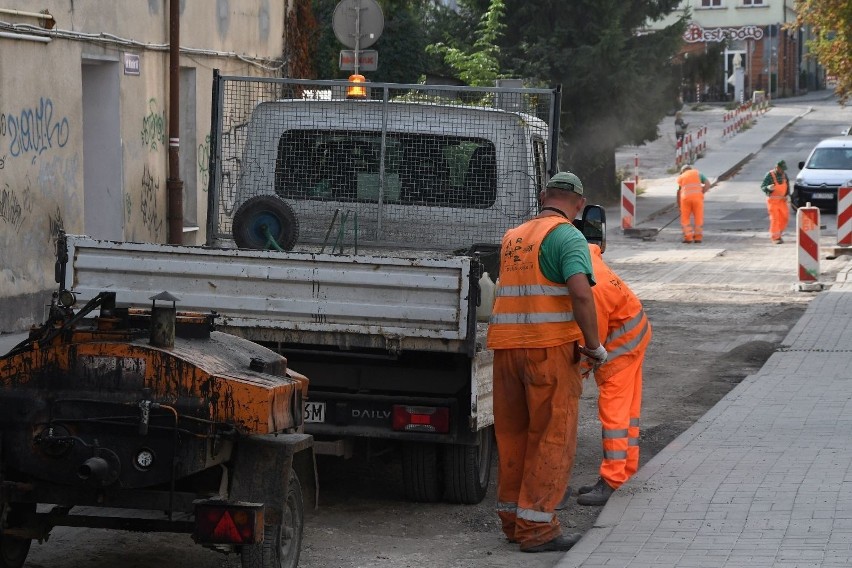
xmin=167 ymin=0 xmax=183 ymax=244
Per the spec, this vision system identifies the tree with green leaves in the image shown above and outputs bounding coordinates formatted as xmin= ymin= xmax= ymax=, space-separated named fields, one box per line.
xmin=791 ymin=0 xmax=852 ymax=103
xmin=426 ymin=0 xmax=505 ymax=87
xmin=494 ymin=0 xmax=686 ymax=202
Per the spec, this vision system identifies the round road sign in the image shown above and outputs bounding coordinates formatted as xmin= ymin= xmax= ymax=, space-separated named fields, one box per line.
xmin=332 ymin=0 xmax=384 ymax=50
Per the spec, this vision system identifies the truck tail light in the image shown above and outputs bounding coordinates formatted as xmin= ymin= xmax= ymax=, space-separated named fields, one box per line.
xmin=194 ymin=503 xmax=263 ymax=545
xmin=392 ymin=405 xmax=450 ymax=433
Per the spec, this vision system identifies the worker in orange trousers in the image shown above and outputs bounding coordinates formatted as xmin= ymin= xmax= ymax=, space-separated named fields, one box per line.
xmin=576 ymin=243 xmax=652 ymax=506
xmin=488 ymin=172 xmax=607 ymax=553
xmin=761 ymin=160 xmax=790 ymax=244
xmin=676 ymin=164 xmax=711 ymax=243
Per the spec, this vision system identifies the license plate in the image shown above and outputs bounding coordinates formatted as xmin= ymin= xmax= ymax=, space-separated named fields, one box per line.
xmin=304 ymin=401 xmax=326 ymax=423
xmin=812 ymin=192 xmax=833 ymax=199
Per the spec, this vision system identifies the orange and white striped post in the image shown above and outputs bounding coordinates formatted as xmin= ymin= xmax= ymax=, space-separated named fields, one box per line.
xmin=837 ymin=185 xmax=852 ymax=247
xmin=796 ymin=203 xmax=823 ymax=291
xmin=621 ymin=180 xmax=636 ymax=230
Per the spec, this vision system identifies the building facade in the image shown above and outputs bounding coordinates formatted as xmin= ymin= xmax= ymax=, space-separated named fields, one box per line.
xmin=0 ymin=1 xmax=290 ymax=332
xmin=646 ymin=0 xmax=821 ymax=103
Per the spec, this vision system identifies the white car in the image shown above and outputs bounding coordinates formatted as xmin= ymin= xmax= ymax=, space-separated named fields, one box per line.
xmin=792 ymin=137 xmax=852 ymax=211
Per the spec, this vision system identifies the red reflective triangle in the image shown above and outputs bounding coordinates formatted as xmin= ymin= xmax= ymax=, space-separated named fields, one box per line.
xmin=212 ymin=511 xmax=243 ymax=543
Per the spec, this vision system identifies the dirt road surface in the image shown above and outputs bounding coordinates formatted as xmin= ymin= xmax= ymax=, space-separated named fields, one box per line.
xmin=22 ymin=98 xmax=852 ymax=568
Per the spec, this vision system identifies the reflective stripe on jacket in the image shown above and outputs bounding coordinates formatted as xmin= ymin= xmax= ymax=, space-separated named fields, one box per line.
xmin=487 ymin=216 xmax=583 ymax=349
xmin=677 ymin=169 xmax=704 ymax=197
xmin=589 ymin=245 xmax=652 ymax=380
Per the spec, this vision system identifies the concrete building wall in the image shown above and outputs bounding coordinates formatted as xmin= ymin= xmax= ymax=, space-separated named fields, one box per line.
xmin=0 ymin=0 xmax=287 ymax=333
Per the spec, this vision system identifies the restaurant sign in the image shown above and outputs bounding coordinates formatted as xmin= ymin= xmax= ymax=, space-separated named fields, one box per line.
xmin=684 ymin=23 xmax=765 ymax=43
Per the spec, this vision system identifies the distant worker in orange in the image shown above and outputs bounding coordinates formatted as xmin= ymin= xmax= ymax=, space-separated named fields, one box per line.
xmin=676 ymin=164 xmax=711 ymax=244
xmin=576 ymin=243 xmax=652 ymax=506
xmin=761 ymin=160 xmax=790 ymax=244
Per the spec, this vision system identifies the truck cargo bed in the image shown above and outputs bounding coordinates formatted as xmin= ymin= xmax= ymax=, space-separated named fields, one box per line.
xmin=64 ymin=235 xmax=476 ymax=354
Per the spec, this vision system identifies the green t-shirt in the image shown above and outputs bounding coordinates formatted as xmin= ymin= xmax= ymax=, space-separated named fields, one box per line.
xmin=538 ymin=223 xmax=595 ymax=285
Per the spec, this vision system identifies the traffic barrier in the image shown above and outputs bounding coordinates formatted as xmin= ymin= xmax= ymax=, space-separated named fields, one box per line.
xmin=722 ymin=102 xmax=755 ymax=140
xmin=838 ymin=185 xmax=852 ymax=246
xmin=621 ymin=180 xmax=636 ymax=230
xmin=796 ymin=203 xmax=823 ymax=291
xmin=675 ymin=138 xmax=683 ymax=168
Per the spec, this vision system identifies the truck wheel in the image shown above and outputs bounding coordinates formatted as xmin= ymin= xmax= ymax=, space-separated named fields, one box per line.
xmin=0 ymin=503 xmax=34 ymax=568
xmin=241 ymin=469 xmax=304 ymax=568
xmin=442 ymin=425 xmax=495 ymax=504
xmin=233 ymin=195 xmax=299 ymax=251
xmin=402 ymin=443 xmax=442 ymax=502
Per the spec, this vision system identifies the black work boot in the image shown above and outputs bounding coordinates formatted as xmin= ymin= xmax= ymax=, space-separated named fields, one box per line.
xmin=576 ymin=478 xmax=615 ymax=506
xmin=577 ymin=479 xmax=599 ymax=495
xmin=521 ymin=533 xmax=582 ymax=553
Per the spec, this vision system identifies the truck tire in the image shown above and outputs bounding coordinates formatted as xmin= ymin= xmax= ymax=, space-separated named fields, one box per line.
xmin=442 ymin=425 xmax=495 ymax=504
xmin=402 ymin=443 xmax=442 ymax=503
xmin=0 ymin=503 xmax=34 ymax=568
xmin=241 ymin=469 xmax=304 ymax=568
xmin=233 ymin=195 xmax=299 ymax=251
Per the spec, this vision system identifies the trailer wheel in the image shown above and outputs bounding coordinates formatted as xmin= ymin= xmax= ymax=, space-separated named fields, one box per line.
xmin=402 ymin=443 xmax=442 ymax=503
xmin=442 ymin=425 xmax=495 ymax=504
xmin=241 ymin=469 xmax=304 ymax=568
xmin=233 ymin=195 xmax=299 ymax=251
xmin=0 ymin=503 xmax=34 ymax=568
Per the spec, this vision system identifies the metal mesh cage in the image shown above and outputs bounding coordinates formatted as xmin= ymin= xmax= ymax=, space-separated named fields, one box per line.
xmin=208 ymin=76 xmax=558 ymax=253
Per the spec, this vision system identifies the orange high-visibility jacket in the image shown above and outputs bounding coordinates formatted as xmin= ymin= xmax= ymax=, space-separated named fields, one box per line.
xmin=487 ymin=217 xmax=583 ymax=349
xmin=677 ymin=169 xmax=704 ymax=197
xmin=588 ymin=245 xmax=651 ymax=380
xmin=768 ymin=170 xmax=788 ymax=199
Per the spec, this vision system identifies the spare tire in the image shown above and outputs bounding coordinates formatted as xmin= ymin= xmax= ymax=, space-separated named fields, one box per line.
xmin=232 ymin=195 xmax=299 ymax=251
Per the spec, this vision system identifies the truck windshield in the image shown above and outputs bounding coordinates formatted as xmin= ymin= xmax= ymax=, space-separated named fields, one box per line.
xmin=275 ymin=130 xmax=497 ymax=208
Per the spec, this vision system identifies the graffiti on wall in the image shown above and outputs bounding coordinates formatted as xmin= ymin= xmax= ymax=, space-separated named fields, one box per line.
xmin=198 ymin=133 xmax=210 ymax=191
xmin=38 ymin=154 xmax=79 ymax=196
xmin=141 ymin=98 xmax=166 ymax=151
xmin=0 ymin=98 xmax=70 ymax=165
xmin=141 ymin=164 xmax=163 ymax=235
xmin=0 ymin=179 xmax=34 ymax=231
xmin=48 ymin=204 xmax=64 ymax=239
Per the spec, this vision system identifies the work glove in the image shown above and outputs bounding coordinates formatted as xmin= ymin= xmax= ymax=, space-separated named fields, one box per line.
xmin=580 ymin=344 xmax=608 ymax=368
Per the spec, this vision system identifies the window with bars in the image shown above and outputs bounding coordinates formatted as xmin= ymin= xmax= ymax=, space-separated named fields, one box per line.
xmin=700 ymin=0 xmax=722 ymax=6
xmin=274 ymin=130 xmax=497 ymax=208
xmin=742 ymin=0 xmax=764 ymax=5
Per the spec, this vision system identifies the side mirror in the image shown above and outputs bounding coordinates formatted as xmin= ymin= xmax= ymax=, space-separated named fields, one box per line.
xmin=574 ymin=204 xmax=606 ymax=253
xmin=798 ymin=161 xmax=805 ymax=170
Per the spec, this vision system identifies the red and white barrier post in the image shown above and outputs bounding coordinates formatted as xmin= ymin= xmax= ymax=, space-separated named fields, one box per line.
xmin=796 ymin=203 xmax=823 ymax=291
xmin=837 ymin=185 xmax=852 ymax=247
xmin=621 ymin=180 xmax=636 ymax=230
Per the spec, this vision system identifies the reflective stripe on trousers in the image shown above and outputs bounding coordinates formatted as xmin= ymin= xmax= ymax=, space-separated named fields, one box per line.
xmin=597 ymin=347 xmax=645 ymax=489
